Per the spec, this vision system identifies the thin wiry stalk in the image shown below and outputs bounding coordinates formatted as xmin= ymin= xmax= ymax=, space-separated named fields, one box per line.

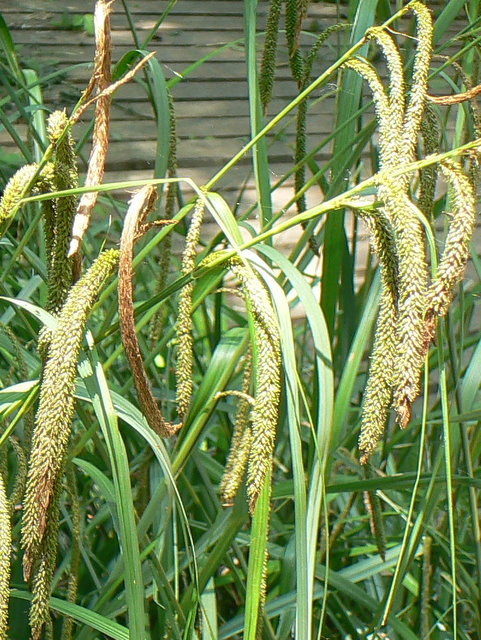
xmin=118 ymin=186 xmax=179 ymax=437
xmin=427 ymin=81 xmax=481 ymax=105
xmin=22 ymin=249 xmax=120 ymax=580
xmin=421 ymin=535 xmax=433 ymax=637
xmin=149 ymin=93 xmax=178 ymax=347
xmin=362 ymin=464 xmax=386 ymax=560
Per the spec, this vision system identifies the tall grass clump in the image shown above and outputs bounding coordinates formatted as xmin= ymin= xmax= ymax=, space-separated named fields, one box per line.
xmin=0 ymin=1 xmax=481 ymax=639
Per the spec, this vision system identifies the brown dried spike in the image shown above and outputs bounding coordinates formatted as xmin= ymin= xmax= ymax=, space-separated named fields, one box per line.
xmin=70 ymin=52 xmax=156 ymax=127
xmin=119 ymin=186 xmax=180 ymax=438
xmin=68 ymin=0 xmax=114 ymax=258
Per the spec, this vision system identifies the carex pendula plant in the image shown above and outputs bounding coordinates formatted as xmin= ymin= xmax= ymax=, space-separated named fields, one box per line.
xmin=1 ymin=0 xmax=481 ymax=638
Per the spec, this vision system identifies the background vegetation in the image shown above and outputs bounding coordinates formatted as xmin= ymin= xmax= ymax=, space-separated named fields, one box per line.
xmin=1 ymin=1 xmax=481 ymax=639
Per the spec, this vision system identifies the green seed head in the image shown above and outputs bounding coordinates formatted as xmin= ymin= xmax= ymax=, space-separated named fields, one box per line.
xmin=0 ymin=473 xmax=11 ymax=640
xmin=228 ymin=258 xmax=281 ymax=513
xmin=220 ymin=353 xmax=253 ymax=506
xmin=176 ymin=198 xmax=205 ymax=419
xmin=22 ymin=249 xmax=119 ymax=579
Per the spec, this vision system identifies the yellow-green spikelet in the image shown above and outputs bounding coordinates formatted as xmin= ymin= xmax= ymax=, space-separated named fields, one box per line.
xmin=358 ymin=212 xmax=399 ymax=461
xmin=0 ymin=473 xmax=10 ymax=640
xmin=367 ymin=28 xmax=405 ymax=162
xmin=176 ymin=198 xmax=205 ymax=419
xmin=399 ymin=1 xmax=433 ymax=176
xmin=344 ymin=54 xmax=401 ymax=458
xmin=45 ymin=110 xmax=79 ymax=315
xmin=419 ymin=105 xmax=440 ymax=218
xmin=426 ymin=160 xmax=476 ymax=323
xmin=220 ymin=352 xmax=253 ymax=505
xmin=0 ymin=164 xmax=39 ymax=238
xmin=259 ymin=0 xmax=282 ymax=111
xmin=228 ymin=258 xmax=281 ymax=512
xmin=28 ymin=478 xmax=61 ymax=640
xmin=22 ymin=249 xmax=120 ymax=578
xmin=386 ymin=1 xmax=432 ymax=427
xmin=388 ymin=191 xmax=428 ymax=428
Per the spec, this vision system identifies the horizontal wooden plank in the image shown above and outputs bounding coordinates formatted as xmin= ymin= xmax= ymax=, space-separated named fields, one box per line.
xmin=11 ymin=29 xmax=251 ymax=46
xmin=0 ymin=113 xmax=335 ymax=144
xmin=13 ymin=40 xmax=340 ymax=67
xmin=55 ymin=95 xmax=336 ymax=119
xmin=3 ymin=1 xmax=341 ymax=18
xmin=0 ymin=134 xmax=336 ymax=171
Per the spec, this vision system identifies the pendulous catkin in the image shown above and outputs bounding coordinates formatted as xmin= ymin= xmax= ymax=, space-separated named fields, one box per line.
xmin=28 ymin=478 xmax=61 ymax=640
xmin=398 ymin=1 xmax=433 ymax=177
xmin=259 ymin=0 xmax=282 ymax=111
xmin=149 ymin=93 xmax=179 ymax=347
xmin=220 ymin=352 xmax=253 ymax=506
xmin=22 ymin=248 xmax=119 ymax=580
xmin=350 ymin=1 xmax=475 ymax=459
xmin=358 ymin=212 xmax=399 ymax=462
xmin=44 ymin=110 xmax=78 ymax=316
xmin=0 ymin=164 xmax=39 ymax=238
xmin=425 ymin=161 xmax=476 ymax=333
xmin=419 ymin=104 xmax=440 ymax=218
xmin=8 ymin=437 xmax=28 ymax=516
xmin=389 ymin=192 xmax=429 ymax=429
xmin=0 ymin=473 xmax=10 ymax=640
xmin=227 ymin=257 xmax=281 ymax=513
xmin=176 ymin=198 xmax=205 ymax=420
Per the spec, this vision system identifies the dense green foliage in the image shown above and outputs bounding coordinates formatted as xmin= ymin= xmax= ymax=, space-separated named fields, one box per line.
xmin=1 ymin=1 xmax=481 ymax=639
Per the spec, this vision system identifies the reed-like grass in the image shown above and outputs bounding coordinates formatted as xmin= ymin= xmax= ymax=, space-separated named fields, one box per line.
xmin=1 ymin=1 xmax=481 ymax=639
